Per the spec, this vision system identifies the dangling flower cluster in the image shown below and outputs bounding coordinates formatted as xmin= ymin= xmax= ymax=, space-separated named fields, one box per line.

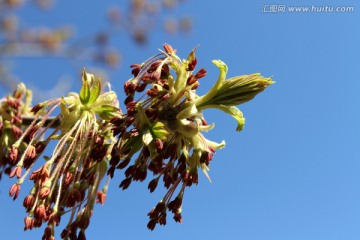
xmin=110 ymin=44 xmax=274 ymax=230
xmin=3 ymin=44 xmax=273 ymax=239
xmin=8 ymin=69 xmax=120 ymax=240
xmin=0 ymin=83 xmax=33 ymax=180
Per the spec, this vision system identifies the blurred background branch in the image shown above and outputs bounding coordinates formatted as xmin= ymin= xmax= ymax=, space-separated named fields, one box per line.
xmin=0 ymin=0 xmax=192 ymax=101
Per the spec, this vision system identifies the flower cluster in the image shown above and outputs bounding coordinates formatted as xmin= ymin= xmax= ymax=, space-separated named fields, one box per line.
xmin=8 ymin=70 xmax=120 ymax=239
xmin=4 ymin=44 xmax=273 ymax=239
xmin=110 ymin=44 xmax=274 ymax=230
xmin=0 ymin=83 xmax=32 ymax=179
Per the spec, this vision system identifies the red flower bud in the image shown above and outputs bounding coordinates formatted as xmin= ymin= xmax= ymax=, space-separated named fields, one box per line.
xmin=130 ymin=64 xmax=141 ymax=77
xmin=147 ymin=219 xmax=157 ymax=231
xmin=78 ymin=230 xmax=87 ymax=240
xmin=30 ymin=103 xmax=43 ymax=114
xmin=12 ymin=125 xmax=23 ymax=139
xmin=119 ymin=177 xmax=132 ymax=190
xmin=195 ymin=68 xmax=207 ymax=79
xmin=155 ymin=139 xmax=164 ymax=152
xmin=9 ymin=166 xmax=22 ymax=178
xmin=148 ymin=178 xmax=159 ymax=193
xmin=25 ymin=145 xmax=36 ymax=159
xmin=173 ymin=212 xmax=183 ymax=223
xmin=35 ymin=205 xmax=47 ymax=221
xmin=187 ymin=58 xmax=197 ymax=71
xmin=186 ymin=74 xmax=197 ymax=85
xmin=9 ymin=184 xmax=20 ymax=200
xmin=24 ymin=216 xmax=34 ymax=231
xmin=96 ymin=191 xmax=106 ymax=205
xmin=23 ymin=195 xmax=35 ymax=210
xmin=9 ymin=146 xmax=18 ymax=163
xmin=49 ymin=211 xmax=61 ymax=226
xmin=163 ymin=43 xmax=176 ymax=54
xmin=39 ymin=186 xmax=51 ymax=199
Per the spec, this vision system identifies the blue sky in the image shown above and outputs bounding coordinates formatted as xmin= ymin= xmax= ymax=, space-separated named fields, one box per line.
xmin=1 ymin=0 xmax=360 ymax=239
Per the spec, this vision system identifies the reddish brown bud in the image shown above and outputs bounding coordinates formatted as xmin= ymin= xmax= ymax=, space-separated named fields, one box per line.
xmin=155 ymin=139 xmax=164 ymax=152
xmin=96 ymin=191 xmax=106 ymax=205
xmin=147 ymin=219 xmax=157 ymax=231
xmin=11 ymin=125 xmax=22 ymax=139
xmin=9 ymin=166 xmax=22 ymax=178
xmin=149 ymin=71 xmax=161 ymax=82
xmin=163 ymin=43 xmax=176 ymax=54
xmin=154 ymin=201 xmax=166 ymax=213
xmin=6 ymin=97 xmax=21 ymax=108
xmin=35 ymin=205 xmax=47 ymax=221
xmin=60 ymin=229 xmax=70 ymax=239
xmin=168 ymin=194 xmax=183 ymax=213
xmin=107 ymin=166 xmax=115 ymax=178
xmin=160 ymin=64 xmax=170 ymax=78
xmin=11 ymin=115 xmax=22 ymax=124
xmin=191 ymin=82 xmax=200 ymax=90
xmin=25 ymin=145 xmax=36 ymax=159
xmin=117 ymin=157 xmax=131 ymax=170
xmin=23 ymin=195 xmax=35 ymax=210
xmin=35 ymin=141 xmax=46 ymax=154
xmin=187 ymin=58 xmax=197 ymax=71
xmin=9 ymin=146 xmax=18 ymax=163
xmin=43 ymin=226 xmax=52 ymax=240
xmin=136 ymin=83 xmax=147 ymax=92
xmin=146 ymin=88 xmax=158 ymax=97
xmin=119 ymin=177 xmax=132 ymax=190
xmin=25 ymin=125 xmax=39 ymax=142
xmin=9 ymin=183 xmax=20 ymax=200
xmin=186 ymin=74 xmax=197 ymax=85
xmin=64 ymin=171 xmax=74 ymax=186
xmin=39 ymin=186 xmax=51 ymax=199
xmin=147 ymin=61 xmax=161 ymax=73
xmin=141 ymin=74 xmax=151 ymax=82
xmin=159 ymin=213 xmax=167 ymax=226
xmin=30 ymin=165 xmax=50 ymax=184
xmin=200 ymin=151 xmax=213 ymax=165
xmin=148 ymin=178 xmax=159 ymax=193
xmin=124 ymin=95 xmax=134 ymax=105
xmin=161 ymin=93 xmax=170 ymax=101
xmin=133 ymin=165 xmax=147 ymax=182
xmin=49 ymin=211 xmax=61 ymax=226
xmin=147 ymin=208 xmax=157 ymax=219
xmin=173 ymin=212 xmax=183 ymax=223
xmin=78 ymin=230 xmax=87 ymax=240
xmin=24 ymin=216 xmax=34 ymax=231
xmin=195 ymin=68 xmax=207 ymax=79
xmin=109 ymin=154 xmax=120 ymax=167
xmin=124 ymin=82 xmax=137 ymax=94
xmin=30 ymin=103 xmax=43 ymax=114
xmin=201 ymin=118 xmax=208 ymax=126
xmin=130 ymin=64 xmax=141 ymax=77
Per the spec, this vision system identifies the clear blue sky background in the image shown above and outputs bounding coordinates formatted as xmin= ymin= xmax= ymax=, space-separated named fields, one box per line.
xmin=1 ymin=0 xmax=360 ymax=239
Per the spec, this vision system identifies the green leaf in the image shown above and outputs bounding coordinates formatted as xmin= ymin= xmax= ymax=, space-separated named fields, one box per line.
xmin=209 ymin=105 xmax=245 ymax=132
xmin=93 ymin=104 xmax=120 ymax=120
xmin=195 ymin=59 xmax=228 ymax=108
xmin=79 ymin=80 xmax=90 ymax=105
xmin=150 ymin=122 xmax=169 ymax=140
xmin=59 ymin=97 xmax=69 ymax=118
xmin=93 ymin=104 xmax=119 ymax=114
xmin=209 ymin=74 xmax=274 ymax=106
xmin=88 ymin=80 xmax=101 ymax=105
